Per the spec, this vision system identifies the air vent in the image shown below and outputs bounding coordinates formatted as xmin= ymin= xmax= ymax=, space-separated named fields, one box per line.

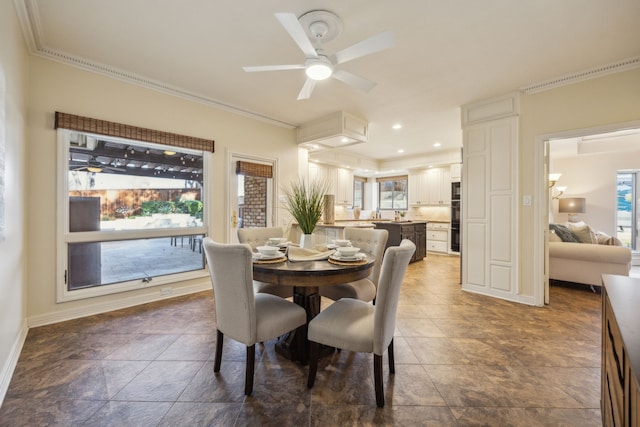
xmin=520 ymin=56 xmax=640 ymax=94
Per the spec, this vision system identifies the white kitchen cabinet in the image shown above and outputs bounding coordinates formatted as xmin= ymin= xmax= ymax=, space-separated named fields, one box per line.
xmin=409 ymin=170 xmax=429 ymax=206
xmin=335 ymin=168 xmax=354 ymax=206
xmin=410 ymin=167 xmax=451 ymax=205
xmin=427 ymin=222 xmax=449 ymax=253
xmin=426 ymin=168 xmax=451 ymax=205
xmin=450 ymin=163 xmax=461 ymax=182
xmin=309 ymin=163 xmax=336 ymax=195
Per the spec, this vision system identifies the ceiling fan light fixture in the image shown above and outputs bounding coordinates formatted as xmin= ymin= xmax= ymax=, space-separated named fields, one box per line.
xmin=305 ymin=57 xmax=333 ymax=80
xmin=86 ymin=166 xmax=102 ymax=173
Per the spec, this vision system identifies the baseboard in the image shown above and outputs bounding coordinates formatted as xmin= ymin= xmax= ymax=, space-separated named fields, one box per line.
xmin=0 ymin=320 xmax=29 ymax=407
xmin=28 ymin=280 xmax=211 ymax=328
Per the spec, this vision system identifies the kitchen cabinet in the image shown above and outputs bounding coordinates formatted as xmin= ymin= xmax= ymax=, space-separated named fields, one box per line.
xmin=374 ymin=221 xmax=426 ymax=263
xmin=309 ymin=163 xmax=353 ymax=206
xmin=426 ymin=168 xmax=451 ymax=204
xmin=426 ymin=222 xmax=449 ymax=253
xmin=450 ymin=163 xmax=461 ymax=182
xmin=408 ymin=170 xmax=429 ymax=206
xmin=409 ymin=167 xmax=451 ymax=205
xmin=601 ymin=275 xmax=640 ymax=427
xmin=335 ymin=168 xmax=354 ymax=206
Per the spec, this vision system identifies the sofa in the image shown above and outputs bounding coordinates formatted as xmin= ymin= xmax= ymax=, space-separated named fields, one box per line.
xmin=548 ymin=223 xmax=632 ymax=287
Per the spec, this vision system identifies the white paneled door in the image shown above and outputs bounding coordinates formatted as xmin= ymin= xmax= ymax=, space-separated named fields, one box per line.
xmin=462 ymin=116 xmax=520 ymax=302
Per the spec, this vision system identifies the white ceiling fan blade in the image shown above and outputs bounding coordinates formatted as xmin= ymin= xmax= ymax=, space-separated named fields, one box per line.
xmin=274 ymin=13 xmax=318 ymax=58
xmin=332 ymin=31 xmax=395 ymax=65
xmin=297 ymin=78 xmax=316 ymax=100
xmin=332 ymin=70 xmax=376 ymax=93
xmin=243 ymin=64 xmax=305 ymax=72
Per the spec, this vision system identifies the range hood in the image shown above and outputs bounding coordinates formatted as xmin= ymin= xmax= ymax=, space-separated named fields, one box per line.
xmin=297 ymin=111 xmax=368 ymax=151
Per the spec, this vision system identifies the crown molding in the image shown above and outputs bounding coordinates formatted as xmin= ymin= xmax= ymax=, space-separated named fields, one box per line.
xmin=520 ymin=56 xmax=640 ymax=94
xmin=13 ymin=0 xmax=296 ymax=130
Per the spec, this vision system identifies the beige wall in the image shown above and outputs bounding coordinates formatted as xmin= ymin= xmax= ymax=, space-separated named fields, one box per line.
xmin=519 ymin=68 xmax=640 ymax=297
xmin=26 ymin=56 xmax=300 ymax=321
xmin=0 ymin=0 xmax=29 ymax=393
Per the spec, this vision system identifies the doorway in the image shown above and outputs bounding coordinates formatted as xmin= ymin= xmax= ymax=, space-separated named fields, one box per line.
xmin=227 ymin=153 xmax=278 ymax=243
xmin=541 ymin=123 xmax=640 ymax=302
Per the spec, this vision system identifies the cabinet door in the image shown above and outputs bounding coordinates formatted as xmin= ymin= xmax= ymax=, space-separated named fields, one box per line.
xmin=426 ymin=168 xmax=443 ymax=204
xmin=336 ymin=168 xmax=354 ymax=205
xmin=309 ymin=163 xmax=337 ymax=196
xmin=441 ymin=168 xmax=451 ymax=204
xmin=409 ymin=170 xmax=429 ymax=205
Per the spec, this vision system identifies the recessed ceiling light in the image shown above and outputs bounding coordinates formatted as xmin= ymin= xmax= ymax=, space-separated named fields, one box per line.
xmin=340 ymin=137 xmax=350 ymax=143
xmin=392 ymin=124 xmax=402 ymax=130
xmin=397 ymin=149 xmax=404 ymax=153
xmin=433 ymin=142 xmax=441 ymax=147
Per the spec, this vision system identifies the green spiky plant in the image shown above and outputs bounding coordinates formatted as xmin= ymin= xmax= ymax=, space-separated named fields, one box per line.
xmin=282 ymin=179 xmax=330 ymax=235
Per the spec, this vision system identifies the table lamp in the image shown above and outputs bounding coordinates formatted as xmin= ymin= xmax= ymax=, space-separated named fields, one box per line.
xmin=558 ymin=197 xmax=586 ymax=223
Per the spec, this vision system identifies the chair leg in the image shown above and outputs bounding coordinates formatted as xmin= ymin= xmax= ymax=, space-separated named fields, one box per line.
xmin=374 ymin=354 xmax=384 ymax=408
xmin=245 ymin=344 xmax=255 ymax=395
xmin=307 ymin=341 xmax=319 ymax=388
xmin=388 ymin=339 xmax=395 ymax=374
xmin=214 ymin=330 xmax=223 ymax=372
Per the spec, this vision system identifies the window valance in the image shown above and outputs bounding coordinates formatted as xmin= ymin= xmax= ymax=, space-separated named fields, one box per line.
xmin=54 ymin=112 xmax=214 ymax=153
xmin=376 ymin=175 xmax=407 ymax=182
xmin=236 ymin=161 xmax=273 ymax=178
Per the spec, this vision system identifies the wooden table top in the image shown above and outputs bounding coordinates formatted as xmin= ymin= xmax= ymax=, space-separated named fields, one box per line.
xmin=252 ymin=255 xmax=375 ymax=288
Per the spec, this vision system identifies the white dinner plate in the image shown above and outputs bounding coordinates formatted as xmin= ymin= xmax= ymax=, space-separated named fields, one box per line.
xmin=330 ymin=253 xmax=366 ymax=261
xmin=253 ymin=253 xmax=285 ymax=260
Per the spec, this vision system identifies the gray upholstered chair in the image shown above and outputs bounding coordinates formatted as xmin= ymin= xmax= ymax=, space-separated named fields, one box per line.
xmin=237 ymin=226 xmax=293 ymax=298
xmin=319 ymin=227 xmax=388 ymax=303
xmin=203 ymin=238 xmax=306 ymax=395
xmin=307 ymin=239 xmax=416 ymax=407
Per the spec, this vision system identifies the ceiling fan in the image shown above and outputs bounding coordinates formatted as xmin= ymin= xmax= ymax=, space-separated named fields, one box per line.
xmin=242 ymin=10 xmax=394 ymax=100
xmin=71 ymin=157 xmax=126 ymax=173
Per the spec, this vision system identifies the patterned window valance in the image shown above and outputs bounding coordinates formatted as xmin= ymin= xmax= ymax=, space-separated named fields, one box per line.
xmin=54 ymin=112 xmax=214 ymax=153
xmin=236 ymin=161 xmax=273 ymax=178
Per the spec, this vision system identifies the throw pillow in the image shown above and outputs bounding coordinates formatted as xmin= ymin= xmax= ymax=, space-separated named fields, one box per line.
xmin=567 ymin=222 xmax=597 ymax=244
xmin=548 ymin=230 xmax=562 ymax=242
xmin=549 ymin=224 xmax=579 ymax=243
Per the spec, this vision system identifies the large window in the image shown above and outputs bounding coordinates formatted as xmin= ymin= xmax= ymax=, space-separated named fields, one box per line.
xmin=617 ymin=171 xmax=638 ymax=251
xmin=58 ymin=128 xmax=210 ymax=301
xmin=377 ymin=176 xmax=408 ymax=210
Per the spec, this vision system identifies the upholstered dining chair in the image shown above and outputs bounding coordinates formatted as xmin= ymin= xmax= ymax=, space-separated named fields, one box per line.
xmin=237 ymin=226 xmax=293 ymax=298
xmin=307 ymin=239 xmax=416 ymax=408
xmin=319 ymin=227 xmax=388 ymax=303
xmin=202 ymin=238 xmax=306 ymax=395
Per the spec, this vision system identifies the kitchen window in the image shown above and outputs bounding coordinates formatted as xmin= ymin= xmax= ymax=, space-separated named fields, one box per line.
xmin=376 ymin=175 xmax=408 ymax=210
xmin=353 ymin=176 xmax=366 ymax=209
xmin=55 ymin=113 xmax=213 ymax=302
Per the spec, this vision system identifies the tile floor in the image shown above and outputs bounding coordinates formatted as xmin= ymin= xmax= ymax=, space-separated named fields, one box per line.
xmin=0 ymin=254 xmax=603 ymax=426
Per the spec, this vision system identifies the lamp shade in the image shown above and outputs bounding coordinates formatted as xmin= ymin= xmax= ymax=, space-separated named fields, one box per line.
xmin=558 ymin=198 xmax=586 ymax=214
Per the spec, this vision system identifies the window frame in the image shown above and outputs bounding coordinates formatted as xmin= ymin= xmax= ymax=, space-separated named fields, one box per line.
xmin=353 ymin=176 xmax=366 ymax=209
xmin=56 ymin=129 xmax=210 ymax=302
xmin=376 ymin=175 xmax=408 ymax=210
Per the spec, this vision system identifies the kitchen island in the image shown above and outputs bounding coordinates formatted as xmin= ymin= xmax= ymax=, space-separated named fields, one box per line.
xmin=374 ymin=221 xmax=427 ymax=262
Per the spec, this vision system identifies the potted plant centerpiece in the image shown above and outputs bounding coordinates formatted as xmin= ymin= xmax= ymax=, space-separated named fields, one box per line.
xmin=283 ymin=179 xmax=330 ymax=249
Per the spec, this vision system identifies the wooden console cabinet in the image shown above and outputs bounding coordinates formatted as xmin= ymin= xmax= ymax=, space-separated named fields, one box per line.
xmin=374 ymin=221 xmax=426 ymax=262
xmin=602 ymin=274 xmax=640 ymax=427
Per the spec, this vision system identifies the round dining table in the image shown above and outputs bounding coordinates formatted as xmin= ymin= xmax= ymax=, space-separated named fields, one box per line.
xmin=253 ymin=255 xmax=375 ymax=363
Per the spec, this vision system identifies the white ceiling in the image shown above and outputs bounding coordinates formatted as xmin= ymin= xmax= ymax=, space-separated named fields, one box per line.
xmin=17 ymin=0 xmax=640 ymax=164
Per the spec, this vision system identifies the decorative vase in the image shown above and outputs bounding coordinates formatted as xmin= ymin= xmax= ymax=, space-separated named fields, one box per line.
xmin=323 ymin=195 xmax=335 ymax=224
xmin=300 ymin=233 xmax=314 ymax=249
xmin=353 ymin=206 xmax=361 ymax=220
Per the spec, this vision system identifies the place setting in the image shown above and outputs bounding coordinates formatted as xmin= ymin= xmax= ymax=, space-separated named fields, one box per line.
xmin=328 ymin=245 xmax=368 ymax=265
xmin=252 ymin=245 xmax=288 ymax=264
